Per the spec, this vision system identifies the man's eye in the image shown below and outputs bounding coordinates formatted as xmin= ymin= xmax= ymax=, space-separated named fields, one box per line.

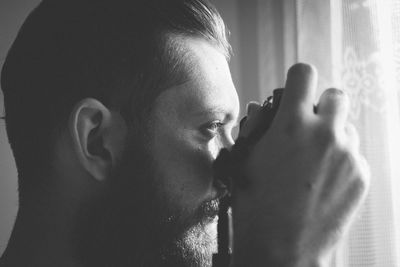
xmin=201 ymin=121 xmax=224 ymax=138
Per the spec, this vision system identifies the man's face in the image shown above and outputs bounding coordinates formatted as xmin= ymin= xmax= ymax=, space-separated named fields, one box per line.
xmin=78 ymin=37 xmax=239 ymax=267
xmin=146 ymin=37 xmax=239 ymax=265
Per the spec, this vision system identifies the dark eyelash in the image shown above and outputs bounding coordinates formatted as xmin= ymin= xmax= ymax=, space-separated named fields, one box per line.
xmin=207 ymin=121 xmax=224 ymax=132
xmin=200 ymin=121 xmax=224 ymax=139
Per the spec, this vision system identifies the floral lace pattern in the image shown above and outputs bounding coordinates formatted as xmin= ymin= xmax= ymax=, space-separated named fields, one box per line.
xmin=341 ymin=47 xmax=387 ymax=119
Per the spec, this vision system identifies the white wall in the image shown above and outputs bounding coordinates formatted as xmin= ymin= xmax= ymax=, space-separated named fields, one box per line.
xmin=0 ymin=0 xmax=42 ymax=255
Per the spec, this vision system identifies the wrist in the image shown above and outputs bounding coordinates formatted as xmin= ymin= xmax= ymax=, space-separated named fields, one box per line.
xmin=231 ymin=240 xmax=295 ymax=267
xmin=231 ymin=240 xmax=327 ymax=267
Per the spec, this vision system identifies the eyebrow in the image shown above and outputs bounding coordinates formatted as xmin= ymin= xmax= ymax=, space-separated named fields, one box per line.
xmin=192 ymin=108 xmax=239 ymax=124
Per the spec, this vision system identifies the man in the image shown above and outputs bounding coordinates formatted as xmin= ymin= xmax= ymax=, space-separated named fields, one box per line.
xmin=0 ymin=0 xmax=369 ymax=266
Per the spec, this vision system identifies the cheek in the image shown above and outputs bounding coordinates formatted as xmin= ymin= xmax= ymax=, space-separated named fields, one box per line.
xmin=151 ymin=131 xmax=216 ymax=207
xmin=208 ymin=136 xmax=224 ymax=160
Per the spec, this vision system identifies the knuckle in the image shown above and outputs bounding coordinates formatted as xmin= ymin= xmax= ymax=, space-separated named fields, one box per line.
xmin=345 ymin=122 xmax=357 ymax=135
xmin=357 ymin=157 xmax=371 ymax=190
xmin=281 ymin=114 xmax=308 ymax=137
xmin=350 ymin=171 xmax=370 ymax=199
xmin=341 ymin=152 xmax=370 ymax=195
xmin=345 ymin=123 xmax=360 ymax=149
xmin=353 ymin=169 xmax=368 ymax=189
xmin=314 ymin=124 xmax=340 ymax=147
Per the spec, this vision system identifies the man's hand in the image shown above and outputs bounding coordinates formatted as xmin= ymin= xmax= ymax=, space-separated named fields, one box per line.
xmin=231 ymin=63 xmax=370 ymax=267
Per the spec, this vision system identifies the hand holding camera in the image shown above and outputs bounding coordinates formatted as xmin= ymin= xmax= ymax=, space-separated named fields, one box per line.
xmin=230 ymin=63 xmax=370 ymax=267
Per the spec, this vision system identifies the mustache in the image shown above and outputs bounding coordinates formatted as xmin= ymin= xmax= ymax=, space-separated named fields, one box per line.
xmin=159 ymin=197 xmax=221 ymax=246
xmin=197 ymin=198 xmax=220 ymax=222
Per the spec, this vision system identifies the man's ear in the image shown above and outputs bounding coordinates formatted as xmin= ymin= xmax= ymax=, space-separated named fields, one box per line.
xmin=69 ymin=98 xmax=127 ymax=181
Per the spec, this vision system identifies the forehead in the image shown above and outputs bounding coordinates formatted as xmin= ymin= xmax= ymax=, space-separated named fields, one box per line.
xmin=153 ymin=37 xmax=239 ymax=122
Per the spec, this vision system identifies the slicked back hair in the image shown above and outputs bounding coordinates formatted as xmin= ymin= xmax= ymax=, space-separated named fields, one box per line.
xmin=1 ymin=0 xmax=230 ymax=199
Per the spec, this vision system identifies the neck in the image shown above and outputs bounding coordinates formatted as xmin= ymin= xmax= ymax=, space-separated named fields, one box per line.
xmin=0 ymin=177 xmax=86 ymax=267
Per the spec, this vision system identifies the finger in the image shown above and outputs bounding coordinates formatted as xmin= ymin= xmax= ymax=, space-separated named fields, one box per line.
xmin=358 ymin=155 xmax=371 ymax=192
xmin=345 ymin=123 xmax=360 ymax=152
xmin=278 ymin=63 xmax=318 ymax=120
xmin=239 ymin=102 xmax=263 ymax=138
xmin=317 ymin=88 xmax=350 ymax=128
xmin=347 ymin=154 xmax=371 ymax=210
xmin=239 ymin=102 xmax=261 ymax=130
xmin=246 ymin=101 xmax=261 ymax=117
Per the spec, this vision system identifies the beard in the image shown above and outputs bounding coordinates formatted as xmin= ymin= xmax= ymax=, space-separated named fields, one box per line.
xmin=74 ymin=131 xmax=219 ymax=267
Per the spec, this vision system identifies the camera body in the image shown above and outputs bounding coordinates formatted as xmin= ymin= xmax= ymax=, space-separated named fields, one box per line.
xmin=212 ymin=88 xmax=284 ymax=267
xmin=213 ymin=88 xmax=284 ymax=190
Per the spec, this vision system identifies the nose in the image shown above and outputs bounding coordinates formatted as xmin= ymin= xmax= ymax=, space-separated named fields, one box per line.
xmin=222 ymin=131 xmax=235 ymax=150
xmin=226 ymin=134 xmax=235 ymax=149
xmin=210 ymin=133 xmax=235 ymax=161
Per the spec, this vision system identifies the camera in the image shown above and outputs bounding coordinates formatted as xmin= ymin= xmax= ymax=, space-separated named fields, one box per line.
xmin=212 ymin=88 xmax=284 ymax=267
xmin=213 ymin=88 xmax=284 ymax=190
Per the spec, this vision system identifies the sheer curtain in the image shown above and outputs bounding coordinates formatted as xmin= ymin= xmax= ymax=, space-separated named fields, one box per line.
xmin=249 ymin=0 xmax=400 ymax=266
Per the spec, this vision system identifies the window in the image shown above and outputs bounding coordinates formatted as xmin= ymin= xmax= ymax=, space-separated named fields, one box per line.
xmin=221 ymin=0 xmax=400 ymax=265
